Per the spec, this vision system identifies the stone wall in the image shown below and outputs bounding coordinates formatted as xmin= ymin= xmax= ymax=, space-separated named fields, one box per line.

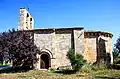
xmin=34 ymin=30 xmax=72 ymax=69
xmin=19 ymin=8 xmax=25 ymax=30
xmin=98 ymin=36 xmax=113 ymax=63
xmin=19 ymin=8 xmax=34 ymax=30
xmin=84 ymin=31 xmax=113 ymax=64
xmin=25 ymin=29 xmax=112 ymax=69
xmin=34 ymin=30 xmax=55 ymax=69
xmin=33 ymin=28 xmax=84 ymax=69
xmin=54 ymin=31 xmax=72 ymax=68
xmin=84 ymin=37 xmax=97 ymax=63
xmin=106 ymin=37 xmax=113 ymax=63
xmin=33 ymin=29 xmax=113 ymax=69
xmin=74 ymin=29 xmax=84 ymax=55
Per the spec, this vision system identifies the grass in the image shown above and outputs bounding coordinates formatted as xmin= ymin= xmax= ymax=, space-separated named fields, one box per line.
xmin=0 ymin=69 xmax=120 ymax=79
xmin=0 ymin=70 xmax=85 ymax=79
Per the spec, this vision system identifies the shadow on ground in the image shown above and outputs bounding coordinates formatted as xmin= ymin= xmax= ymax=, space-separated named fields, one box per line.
xmin=0 ymin=66 xmax=32 ymax=74
xmin=54 ymin=70 xmax=76 ymax=74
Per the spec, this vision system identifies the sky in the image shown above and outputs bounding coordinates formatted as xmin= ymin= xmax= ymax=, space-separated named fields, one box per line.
xmin=0 ymin=0 xmax=120 ymax=46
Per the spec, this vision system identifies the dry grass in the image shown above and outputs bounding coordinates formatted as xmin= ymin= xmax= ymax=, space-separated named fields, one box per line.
xmin=0 ymin=69 xmax=120 ymax=79
xmin=0 ymin=70 xmax=86 ymax=79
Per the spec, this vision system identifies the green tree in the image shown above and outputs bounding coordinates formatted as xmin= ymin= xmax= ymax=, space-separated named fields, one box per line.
xmin=66 ymin=49 xmax=86 ymax=72
xmin=113 ymin=35 xmax=120 ymax=64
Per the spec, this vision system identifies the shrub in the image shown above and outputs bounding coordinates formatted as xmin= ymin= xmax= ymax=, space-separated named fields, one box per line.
xmin=49 ymin=68 xmax=56 ymax=72
xmin=81 ymin=63 xmax=93 ymax=73
xmin=112 ymin=49 xmax=120 ymax=64
xmin=81 ymin=63 xmax=110 ymax=72
xmin=91 ymin=63 xmax=108 ymax=71
xmin=66 ymin=49 xmax=86 ymax=72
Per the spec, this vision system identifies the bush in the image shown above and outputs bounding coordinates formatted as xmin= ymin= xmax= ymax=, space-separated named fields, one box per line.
xmin=91 ymin=63 xmax=108 ymax=71
xmin=81 ymin=63 xmax=110 ymax=72
xmin=81 ymin=63 xmax=93 ymax=73
xmin=49 ymin=68 xmax=56 ymax=72
xmin=66 ymin=49 xmax=86 ymax=72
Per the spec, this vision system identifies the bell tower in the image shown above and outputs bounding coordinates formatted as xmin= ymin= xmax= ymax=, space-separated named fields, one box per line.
xmin=18 ymin=8 xmax=34 ymax=30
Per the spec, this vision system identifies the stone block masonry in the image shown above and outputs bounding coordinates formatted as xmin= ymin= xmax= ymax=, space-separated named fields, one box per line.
xmin=18 ymin=8 xmax=113 ymax=70
xmin=33 ymin=28 xmax=84 ymax=69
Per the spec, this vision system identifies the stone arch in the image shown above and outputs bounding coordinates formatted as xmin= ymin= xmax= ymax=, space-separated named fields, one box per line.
xmin=39 ymin=49 xmax=53 ymax=69
xmin=40 ymin=48 xmax=53 ymax=58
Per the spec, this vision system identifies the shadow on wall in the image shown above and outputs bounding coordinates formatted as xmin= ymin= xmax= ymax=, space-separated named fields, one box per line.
xmin=94 ymin=37 xmax=111 ymax=65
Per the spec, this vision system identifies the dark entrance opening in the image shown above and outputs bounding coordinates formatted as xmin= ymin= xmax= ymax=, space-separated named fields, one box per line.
xmin=40 ymin=53 xmax=50 ymax=69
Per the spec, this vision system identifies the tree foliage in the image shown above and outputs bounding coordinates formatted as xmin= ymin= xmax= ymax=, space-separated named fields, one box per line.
xmin=114 ymin=36 xmax=120 ymax=54
xmin=66 ymin=49 xmax=86 ymax=72
xmin=113 ymin=35 xmax=120 ymax=64
xmin=113 ymin=48 xmax=119 ymax=60
xmin=114 ymin=36 xmax=120 ymax=55
xmin=0 ymin=29 xmax=39 ymax=68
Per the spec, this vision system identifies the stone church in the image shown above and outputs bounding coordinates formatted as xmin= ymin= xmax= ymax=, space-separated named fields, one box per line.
xmin=19 ymin=8 xmax=113 ymax=70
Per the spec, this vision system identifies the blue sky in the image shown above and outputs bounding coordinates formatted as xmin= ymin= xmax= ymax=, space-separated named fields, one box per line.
xmin=0 ymin=0 xmax=120 ymax=46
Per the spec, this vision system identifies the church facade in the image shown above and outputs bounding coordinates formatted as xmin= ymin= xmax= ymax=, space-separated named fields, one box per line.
xmin=19 ymin=8 xmax=113 ymax=70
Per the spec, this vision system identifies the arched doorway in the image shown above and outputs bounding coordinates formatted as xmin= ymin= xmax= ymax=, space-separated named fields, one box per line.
xmin=40 ymin=53 xmax=50 ymax=69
